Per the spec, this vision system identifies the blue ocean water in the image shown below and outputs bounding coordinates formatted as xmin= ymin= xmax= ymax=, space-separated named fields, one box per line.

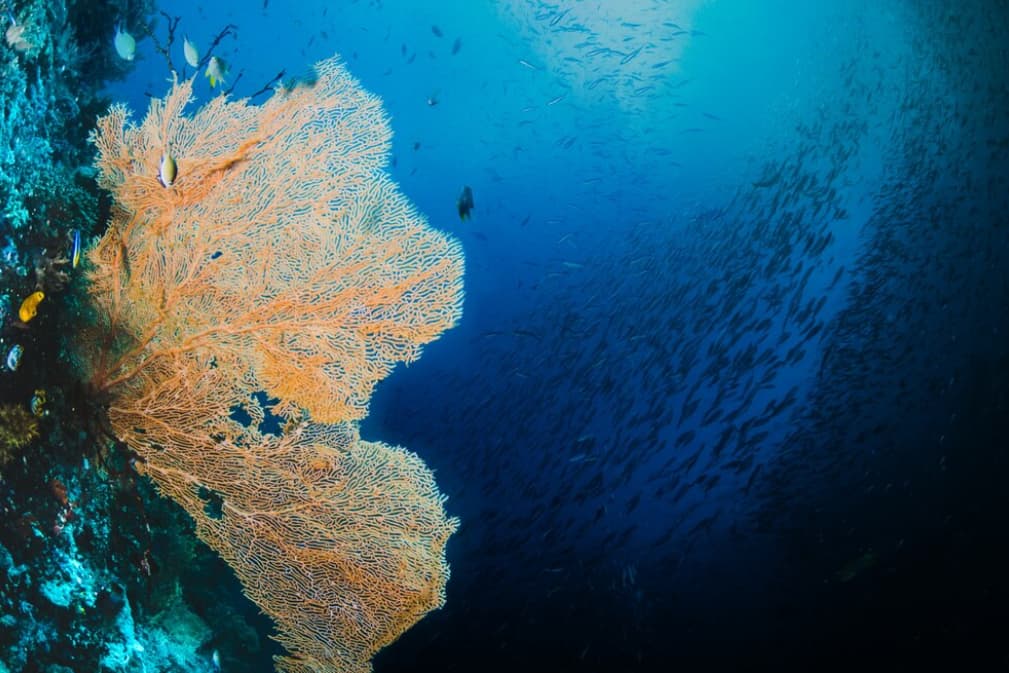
xmin=93 ymin=1 xmax=1009 ymax=671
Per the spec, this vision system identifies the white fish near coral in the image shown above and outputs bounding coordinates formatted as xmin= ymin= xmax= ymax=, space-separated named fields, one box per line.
xmin=114 ymin=24 xmax=135 ymax=61
xmin=5 ymin=21 xmax=32 ymax=53
xmin=183 ymin=36 xmax=199 ymax=68
xmin=4 ymin=13 xmax=32 ymax=52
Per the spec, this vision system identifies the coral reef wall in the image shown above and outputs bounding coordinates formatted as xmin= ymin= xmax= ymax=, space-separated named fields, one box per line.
xmin=2 ymin=3 xmax=278 ymax=673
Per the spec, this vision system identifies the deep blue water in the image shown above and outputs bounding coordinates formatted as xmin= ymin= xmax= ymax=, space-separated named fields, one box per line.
xmin=107 ymin=1 xmax=1009 ymax=670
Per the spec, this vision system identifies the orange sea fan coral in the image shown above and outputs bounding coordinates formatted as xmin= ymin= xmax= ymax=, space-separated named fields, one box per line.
xmin=119 ymin=400 xmax=458 ymax=673
xmin=79 ymin=56 xmax=464 ymax=673
xmin=85 ymin=57 xmax=464 ymax=424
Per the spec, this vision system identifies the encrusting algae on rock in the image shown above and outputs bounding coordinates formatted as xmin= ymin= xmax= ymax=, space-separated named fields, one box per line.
xmin=0 ymin=403 xmax=40 ymax=466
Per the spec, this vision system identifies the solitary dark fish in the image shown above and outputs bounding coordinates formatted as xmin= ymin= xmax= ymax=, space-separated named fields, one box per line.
xmin=452 ymin=37 xmax=462 ymax=55
xmin=457 ymin=185 xmax=474 ymax=220
xmin=431 ymin=25 xmax=443 ymax=37
xmin=834 ymin=550 xmax=877 ymax=582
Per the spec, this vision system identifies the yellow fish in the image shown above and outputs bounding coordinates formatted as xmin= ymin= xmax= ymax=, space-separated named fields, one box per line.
xmin=18 ymin=290 xmax=44 ymax=323
xmin=71 ymin=229 xmax=82 ymax=269
xmin=205 ymin=56 xmax=228 ymax=88
xmin=158 ymin=153 xmax=177 ymax=188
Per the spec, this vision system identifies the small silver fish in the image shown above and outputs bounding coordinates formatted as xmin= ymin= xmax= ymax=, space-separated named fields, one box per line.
xmin=183 ymin=36 xmax=199 ymax=68
xmin=114 ymin=24 xmax=135 ymax=61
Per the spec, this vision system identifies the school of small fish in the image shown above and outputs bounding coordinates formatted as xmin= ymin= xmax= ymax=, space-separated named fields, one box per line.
xmin=360 ymin=0 xmax=1009 ymax=667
